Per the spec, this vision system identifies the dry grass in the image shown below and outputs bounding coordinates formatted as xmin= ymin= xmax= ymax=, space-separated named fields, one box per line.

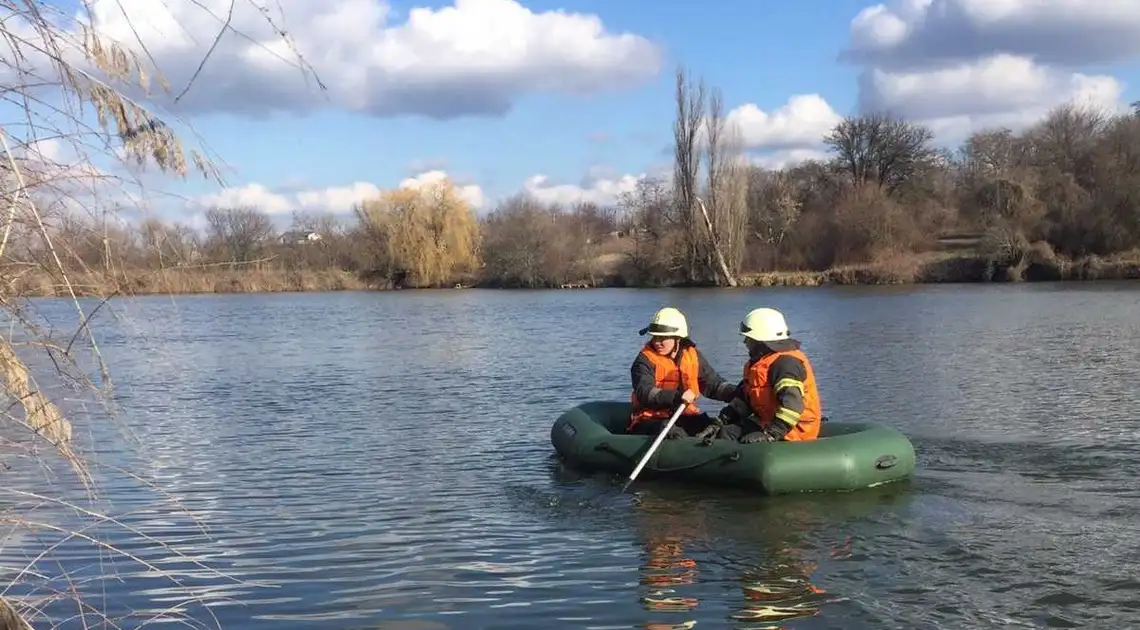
xmin=11 ymin=245 xmax=1135 ymax=299
xmin=6 ymin=266 xmax=372 ymax=297
xmin=738 ymin=248 xmax=1140 ymax=287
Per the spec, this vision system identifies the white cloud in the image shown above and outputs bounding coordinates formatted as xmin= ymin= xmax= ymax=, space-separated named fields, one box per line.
xmin=859 ymin=53 xmax=1125 ymax=137
xmin=195 ymin=183 xmax=299 ymax=215
xmin=8 ymin=0 xmax=661 ymax=119
xmin=845 ymin=0 xmax=1140 ymax=69
xmin=4 ymin=137 xmax=121 ymax=208
xmin=20 ymin=139 xmax=63 ymax=163
xmin=727 ymin=95 xmax=844 ymax=150
xmin=750 ymin=149 xmax=831 ymax=171
xmin=190 ymin=166 xmax=655 ymax=220
xmin=521 ymin=172 xmax=643 ymax=207
xmin=398 ymin=170 xmax=485 ymax=208
xmin=192 ymin=170 xmax=485 ymax=217
xmin=839 ymin=0 xmax=1136 ymax=143
xmin=405 ymin=157 xmax=450 ymax=174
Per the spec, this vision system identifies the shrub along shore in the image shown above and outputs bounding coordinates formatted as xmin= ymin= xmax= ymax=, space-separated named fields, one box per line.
xmin=7 ymin=72 xmax=1140 ymax=300
xmin=11 ymin=244 xmax=1140 ymax=298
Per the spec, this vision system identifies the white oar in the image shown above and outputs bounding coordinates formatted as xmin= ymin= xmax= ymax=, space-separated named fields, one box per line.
xmin=621 ymin=402 xmax=687 ymax=493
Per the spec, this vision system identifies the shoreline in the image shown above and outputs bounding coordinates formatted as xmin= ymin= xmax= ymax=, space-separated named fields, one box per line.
xmin=6 ymin=250 xmax=1140 ymax=298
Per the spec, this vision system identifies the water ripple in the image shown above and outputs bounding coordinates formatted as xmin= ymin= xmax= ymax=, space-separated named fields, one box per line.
xmin=2 ymin=286 xmax=1140 ymax=628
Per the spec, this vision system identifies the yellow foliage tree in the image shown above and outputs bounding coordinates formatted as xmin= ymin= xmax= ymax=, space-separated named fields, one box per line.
xmin=355 ymin=178 xmax=481 ymax=287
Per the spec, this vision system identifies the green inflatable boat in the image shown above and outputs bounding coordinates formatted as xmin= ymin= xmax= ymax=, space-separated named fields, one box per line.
xmin=550 ymin=400 xmax=916 ymax=495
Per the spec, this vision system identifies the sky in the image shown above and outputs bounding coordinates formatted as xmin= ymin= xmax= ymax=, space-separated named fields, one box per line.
xmin=4 ymin=0 xmax=1140 ymax=230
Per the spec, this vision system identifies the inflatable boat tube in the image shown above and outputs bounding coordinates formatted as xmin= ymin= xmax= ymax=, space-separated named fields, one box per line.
xmin=550 ymin=400 xmax=916 ymax=495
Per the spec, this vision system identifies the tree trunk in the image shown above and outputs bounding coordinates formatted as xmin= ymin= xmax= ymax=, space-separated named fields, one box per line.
xmin=696 ymin=198 xmax=737 ymax=286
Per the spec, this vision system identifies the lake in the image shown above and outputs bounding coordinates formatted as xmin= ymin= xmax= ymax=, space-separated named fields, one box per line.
xmin=2 ymin=283 xmax=1140 ymax=629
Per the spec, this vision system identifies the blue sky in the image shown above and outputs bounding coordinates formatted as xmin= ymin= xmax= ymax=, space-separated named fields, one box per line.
xmin=192 ymin=1 xmax=866 ymax=185
xmin=6 ymin=0 xmax=1140 ymax=228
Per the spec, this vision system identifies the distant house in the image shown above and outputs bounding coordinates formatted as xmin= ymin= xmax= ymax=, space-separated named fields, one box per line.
xmin=280 ymin=230 xmax=322 ymax=245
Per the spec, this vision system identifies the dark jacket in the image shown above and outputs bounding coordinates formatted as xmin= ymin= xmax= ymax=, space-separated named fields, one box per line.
xmin=744 ymin=338 xmax=809 ymax=421
xmin=631 ymin=338 xmax=737 ymax=411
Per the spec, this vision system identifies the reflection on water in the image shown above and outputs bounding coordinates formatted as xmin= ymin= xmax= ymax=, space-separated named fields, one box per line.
xmin=631 ymin=490 xmax=836 ymax=629
xmin=1 ymin=284 xmax=1140 ymax=628
xmin=546 ymin=456 xmax=910 ymax=629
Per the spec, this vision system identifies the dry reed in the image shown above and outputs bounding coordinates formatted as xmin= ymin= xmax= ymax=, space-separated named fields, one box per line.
xmin=0 ymin=1 xmax=320 ymax=626
xmin=7 ymin=266 xmax=371 ymax=297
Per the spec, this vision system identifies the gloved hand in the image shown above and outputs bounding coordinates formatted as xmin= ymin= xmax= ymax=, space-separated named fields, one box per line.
xmin=764 ymin=420 xmax=791 ymax=441
xmin=740 ymin=430 xmax=774 ymax=444
xmin=694 ymin=419 xmax=722 ymax=443
xmin=716 ymin=405 xmax=740 ymax=426
xmin=674 ymin=389 xmax=700 ymax=413
xmin=741 ymin=421 xmax=790 ymax=444
xmin=664 ymin=425 xmax=688 ymax=440
xmin=718 ymin=397 xmax=750 ymax=424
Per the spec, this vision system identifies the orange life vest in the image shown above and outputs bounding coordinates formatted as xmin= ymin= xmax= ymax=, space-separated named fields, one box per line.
xmin=742 ymin=348 xmax=821 ymax=441
xmin=629 ymin=343 xmax=701 ymax=428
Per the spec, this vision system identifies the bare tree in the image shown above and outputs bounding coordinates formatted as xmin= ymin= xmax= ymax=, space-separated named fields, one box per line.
xmin=619 ymin=175 xmax=675 ymax=239
xmin=290 ymin=209 xmax=343 ymax=236
xmin=958 ymin=128 xmax=1028 ymax=178
xmin=478 ymin=194 xmax=557 ymax=287
xmin=1029 ymin=104 xmax=1140 ymax=255
xmin=954 ymin=129 xmax=1041 ymax=229
xmin=281 ymin=210 xmax=346 ymax=270
xmin=748 ymin=167 xmax=802 ymax=269
xmin=204 ymin=206 xmax=275 ymax=263
xmin=138 ymin=218 xmax=200 ymax=266
xmin=701 ymin=87 xmax=745 ymax=283
xmin=614 ymin=175 xmax=680 ymax=285
xmin=566 ymin=201 xmax=617 ymax=285
xmin=672 ymin=65 xmax=707 ymax=283
xmin=569 ymin=201 xmax=617 ymax=237
xmin=1023 ymin=103 xmax=1109 ymax=185
xmin=824 ymin=112 xmax=938 ymax=194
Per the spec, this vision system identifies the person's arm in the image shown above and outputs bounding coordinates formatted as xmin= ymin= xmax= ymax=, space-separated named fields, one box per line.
xmin=631 ymin=353 xmax=683 ymax=409
xmin=763 ymin=354 xmax=809 ymax=438
xmin=695 ymin=348 xmax=737 ymax=402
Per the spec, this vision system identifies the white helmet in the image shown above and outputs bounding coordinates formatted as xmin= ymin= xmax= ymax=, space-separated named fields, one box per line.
xmin=740 ymin=307 xmax=790 ymax=342
xmin=639 ymin=307 xmax=689 ymax=338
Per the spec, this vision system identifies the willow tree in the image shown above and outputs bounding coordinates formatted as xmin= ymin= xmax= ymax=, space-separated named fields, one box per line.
xmin=355 ymin=178 xmax=481 ymax=287
xmin=0 ymin=1 xmax=317 ymax=627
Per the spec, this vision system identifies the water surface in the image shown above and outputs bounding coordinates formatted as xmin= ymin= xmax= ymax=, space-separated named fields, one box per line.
xmin=3 ymin=283 xmax=1140 ymax=629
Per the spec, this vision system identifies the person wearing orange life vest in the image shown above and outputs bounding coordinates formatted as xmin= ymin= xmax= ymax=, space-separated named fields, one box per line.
xmin=698 ymin=307 xmax=823 ymax=444
xmin=629 ymin=307 xmax=738 ymax=439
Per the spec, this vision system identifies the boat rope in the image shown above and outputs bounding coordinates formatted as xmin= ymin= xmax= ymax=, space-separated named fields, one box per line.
xmin=593 ymin=441 xmax=741 ymax=472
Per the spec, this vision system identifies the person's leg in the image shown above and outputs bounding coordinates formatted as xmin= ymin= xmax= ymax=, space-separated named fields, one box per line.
xmin=633 ymin=418 xmax=690 ymax=436
xmin=738 ymin=416 xmax=768 ymax=442
xmin=677 ymin=413 xmax=714 ymax=435
xmin=631 ymin=415 xmax=706 ymax=438
xmin=718 ymin=423 xmax=742 ymax=441
xmin=630 ymin=419 xmax=663 ymax=435
xmin=720 ymin=416 xmax=763 ymax=442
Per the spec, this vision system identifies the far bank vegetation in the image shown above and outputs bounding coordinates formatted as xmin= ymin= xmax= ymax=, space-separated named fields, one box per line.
xmin=6 ymin=70 xmax=1140 ymax=297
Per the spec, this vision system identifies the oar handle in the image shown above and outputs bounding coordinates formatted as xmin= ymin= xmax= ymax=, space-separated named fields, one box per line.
xmin=623 ymin=402 xmax=687 ymax=491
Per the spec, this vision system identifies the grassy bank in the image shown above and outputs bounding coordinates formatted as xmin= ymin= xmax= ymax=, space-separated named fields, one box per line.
xmin=743 ymin=248 xmax=1140 ymax=287
xmin=4 ymin=267 xmax=373 ymax=298
xmin=7 ymin=247 xmax=1140 ymax=298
